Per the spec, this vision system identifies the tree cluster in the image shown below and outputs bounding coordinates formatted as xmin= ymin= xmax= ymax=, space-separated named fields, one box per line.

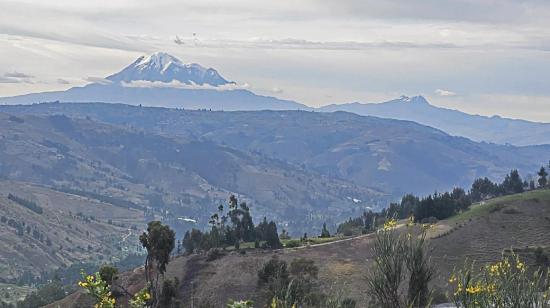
xmin=386 ymin=170 xmax=527 ymax=222
xmin=336 ymin=211 xmax=377 ymax=236
xmin=469 ymin=169 xmax=525 ymax=202
xmin=7 ymin=194 xmax=43 ymax=214
xmin=337 ymin=168 xmax=541 ymax=234
xmin=182 ymin=195 xmax=282 ymax=253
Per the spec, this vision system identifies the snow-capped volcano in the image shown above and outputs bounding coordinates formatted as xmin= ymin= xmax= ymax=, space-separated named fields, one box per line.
xmin=396 ymin=95 xmax=429 ymax=104
xmin=106 ymin=52 xmax=233 ymax=86
xmin=0 ymin=51 xmax=307 ymax=111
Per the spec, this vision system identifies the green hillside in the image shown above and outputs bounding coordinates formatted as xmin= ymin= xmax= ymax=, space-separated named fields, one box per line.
xmin=48 ymin=189 xmax=550 ymax=307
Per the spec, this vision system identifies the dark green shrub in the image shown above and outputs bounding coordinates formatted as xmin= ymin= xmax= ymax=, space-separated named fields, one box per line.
xmin=285 ymin=240 xmax=301 ymax=248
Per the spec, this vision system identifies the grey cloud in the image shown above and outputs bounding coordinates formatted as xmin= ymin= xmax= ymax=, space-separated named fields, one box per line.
xmin=4 ymin=72 xmax=34 ymax=78
xmin=0 ymin=72 xmax=34 ymax=83
xmin=0 ymin=24 xmax=150 ymax=53
xmin=319 ymin=0 xmax=550 ymax=24
xmin=173 ymin=37 xmax=460 ymax=50
xmin=0 ymin=76 xmax=20 ymax=83
xmin=174 ymin=36 xmax=550 ymax=52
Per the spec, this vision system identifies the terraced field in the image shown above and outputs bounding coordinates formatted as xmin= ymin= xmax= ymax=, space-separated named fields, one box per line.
xmin=429 ymin=188 xmax=550 ymax=286
xmin=0 ymin=180 xmax=146 ymax=282
xmin=0 ymin=283 xmax=34 ymax=306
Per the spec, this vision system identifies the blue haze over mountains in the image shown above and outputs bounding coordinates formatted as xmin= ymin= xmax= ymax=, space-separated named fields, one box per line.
xmin=320 ymin=96 xmax=550 ymax=146
xmin=0 ymin=52 xmax=548 ymax=146
xmin=0 ymin=52 xmax=549 ymax=204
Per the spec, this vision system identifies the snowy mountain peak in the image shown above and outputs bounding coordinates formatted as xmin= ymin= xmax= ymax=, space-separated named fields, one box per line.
xmin=399 ymin=95 xmax=411 ymax=102
xmin=399 ymin=95 xmax=429 ymax=105
xmin=135 ymin=52 xmax=184 ymax=72
xmin=106 ymin=52 xmax=233 ymax=86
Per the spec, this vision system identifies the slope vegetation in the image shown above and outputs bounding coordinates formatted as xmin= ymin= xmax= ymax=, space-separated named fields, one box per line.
xmin=49 ymin=189 xmax=550 ymax=307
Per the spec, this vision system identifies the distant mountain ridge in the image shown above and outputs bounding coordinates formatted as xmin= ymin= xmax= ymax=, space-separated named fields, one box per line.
xmin=0 ymin=52 xmax=308 ymax=111
xmin=319 ymin=95 xmax=550 ymax=146
xmin=2 ymin=102 xmax=549 ymax=198
xmin=0 ymin=52 xmax=549 ymax=145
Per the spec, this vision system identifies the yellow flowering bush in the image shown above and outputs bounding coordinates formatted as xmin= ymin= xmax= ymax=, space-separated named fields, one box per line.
xmin=383 ymin=218 xmax=398 ymax=230
xmin=78 ymin=271 xmax=116 ymax=308
xmin=129 ymin=287 xmax=151 ymax=308
xmin=367 ymin=216 xmax=434 ymax=307
xmin=450 ymin=253 xmax=550 ymax=307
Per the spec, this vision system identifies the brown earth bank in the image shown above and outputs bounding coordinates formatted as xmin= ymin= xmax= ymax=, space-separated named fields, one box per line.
xmin=47 ymin=189 xmax=550 ymax=307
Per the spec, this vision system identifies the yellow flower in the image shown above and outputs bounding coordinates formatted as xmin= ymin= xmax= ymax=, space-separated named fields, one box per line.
xmin=455 ymin=284 xmax=463 ymax=296
xmin=466 ymin=284 xmax=482 ymax=294
xmin=516 ymin=261 xmax=525 ymax=271
xmin=383 ymin=219 xmax=397 ymax=230
xmin=489 ymin=264 xmax=499 ymax=276
xmin=449 ymin=274 xmax=457 ymax=283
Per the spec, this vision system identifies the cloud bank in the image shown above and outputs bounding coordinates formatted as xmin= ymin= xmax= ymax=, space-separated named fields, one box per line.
xmin=120 ymin=80 xmax=249 ymax=91
xmin=435 ymin=89 xmax=457 ymax=97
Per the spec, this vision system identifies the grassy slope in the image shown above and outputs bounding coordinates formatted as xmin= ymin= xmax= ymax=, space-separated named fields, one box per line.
xmin=449 ymin=189 xmax=550 ymax=223
xmin=49 ymin=189 xmax=550 ymax=308
xmin=429 ymin=188 xmax=550 ymax=288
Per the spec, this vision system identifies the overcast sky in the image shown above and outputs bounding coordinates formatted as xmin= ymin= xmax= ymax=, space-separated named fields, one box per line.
xmin=1 ymin=0 xmax=549 ymax=121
